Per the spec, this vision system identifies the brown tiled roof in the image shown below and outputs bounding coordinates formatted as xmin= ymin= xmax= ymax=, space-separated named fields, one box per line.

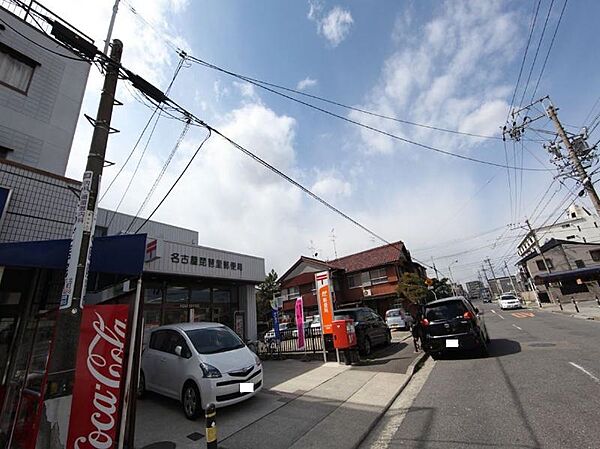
xmin=329 ymin=241 xmax=406 ymax=273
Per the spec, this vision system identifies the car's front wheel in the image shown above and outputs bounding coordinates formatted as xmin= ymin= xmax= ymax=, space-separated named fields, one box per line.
xmin=361 ymin=337 xmax=372 ymax=356
xmin=182 ymin=382 xmax=202 ymax=420
xmin=385 ymin=331 xmax=392 ymax=346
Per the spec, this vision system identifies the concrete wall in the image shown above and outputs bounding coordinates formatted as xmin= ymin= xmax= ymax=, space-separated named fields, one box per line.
xmin=0 ymin=7 xmax=90 ymax=175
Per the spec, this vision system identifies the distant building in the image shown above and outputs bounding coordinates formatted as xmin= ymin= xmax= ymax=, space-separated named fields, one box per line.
xmin=517 ymin=204 xmax=600 ymax=257
xmin=487 ymin=275 xmax=519 ymax=297
xmin=516 ymin=238 xmax=600 ymax=303
xmin=277 ymin=241 xmax=423 ymax=318
xmin=466 ymin=280 xmax=484 ymax=298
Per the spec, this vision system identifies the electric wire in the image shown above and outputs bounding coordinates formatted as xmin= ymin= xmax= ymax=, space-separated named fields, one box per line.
xmin=530 ymin=0 xmax=569 ymax=101
xmin=135 ymin=128 xmax=212 ymax=233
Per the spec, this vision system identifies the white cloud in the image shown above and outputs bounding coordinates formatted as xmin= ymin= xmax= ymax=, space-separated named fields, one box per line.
xmin=213 ymin=80 xmax=230 ymax=101
xmin=350 ymin=1 xmax=521 ymax=155
xmin=233 ymin=81 xmax=257 ymax=99
xmin=311 ymin=171 xmax=352 ymax=201
xmin=296 ymin=77 xmax=318 ymax=91
xmin=307 ymin=2 xmax=354 ymax=47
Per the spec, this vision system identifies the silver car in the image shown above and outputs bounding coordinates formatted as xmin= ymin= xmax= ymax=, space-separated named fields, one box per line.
xmin=385 ymin=308 xmax=413 ymax=331
xmin=140 ymin=322 xmax=262 ymax=419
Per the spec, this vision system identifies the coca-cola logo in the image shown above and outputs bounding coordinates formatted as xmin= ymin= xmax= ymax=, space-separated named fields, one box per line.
xmin=72 ymin=310 xmax=127 ymax=449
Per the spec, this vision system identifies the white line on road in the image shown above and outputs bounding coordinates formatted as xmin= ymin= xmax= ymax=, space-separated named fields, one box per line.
xmin=491 ymin=309 xmax=505 ymax=319
xmin=569 ymin=362 xmax=600 ymax=384
xmin=512 ymin=324 xmax=522 ymax=330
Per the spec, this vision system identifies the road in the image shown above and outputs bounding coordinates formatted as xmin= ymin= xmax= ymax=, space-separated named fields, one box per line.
xmin=361 ymin=303 xmax=600 ymax=449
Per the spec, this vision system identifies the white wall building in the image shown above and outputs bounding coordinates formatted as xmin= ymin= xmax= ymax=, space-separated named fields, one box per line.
xmin=517 ymin=204 xmax=600 ymax=257
xmin=0 ymin=2 xmax=90 ymax=175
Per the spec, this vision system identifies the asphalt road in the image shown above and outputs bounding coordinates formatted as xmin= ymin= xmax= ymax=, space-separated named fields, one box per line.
xmin=362 ymin=302 xmax=600 ymax=449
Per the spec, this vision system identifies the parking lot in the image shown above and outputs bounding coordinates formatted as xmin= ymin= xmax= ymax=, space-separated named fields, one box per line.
xmin=135 ymin=331 xmax=416 ymax=449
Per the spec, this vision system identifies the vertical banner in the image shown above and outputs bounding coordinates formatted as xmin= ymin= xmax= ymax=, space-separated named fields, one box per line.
xmin=315 ymin=271 xmax=334 ymax=334
xmin=295 ymin=297 xmax=305 ymax=350
xmin=66 ymin=304 xmax=129 ymax=449
xmin=60 ymin=171 xmax=95 ymax=309
xmin=271 ymin=307 xmax=281 ymax=341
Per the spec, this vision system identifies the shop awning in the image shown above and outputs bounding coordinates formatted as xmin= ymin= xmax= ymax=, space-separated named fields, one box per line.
xmin=0 ymin=234 xmax=147 ymax=275
xmin=534 ymin=266 xmax=600 ymax=285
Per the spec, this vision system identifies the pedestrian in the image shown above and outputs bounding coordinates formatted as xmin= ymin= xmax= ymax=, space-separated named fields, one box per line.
xmin=411 ymin=310 xmax=423 ymax=352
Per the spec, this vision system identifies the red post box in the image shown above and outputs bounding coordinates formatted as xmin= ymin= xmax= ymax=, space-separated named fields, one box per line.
xmin=332 ymin=319 xmax=357 ymax=350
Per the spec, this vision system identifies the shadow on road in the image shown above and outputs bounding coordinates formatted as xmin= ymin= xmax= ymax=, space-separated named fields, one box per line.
xmin=432 ymin=338 xmax=521 ymax=360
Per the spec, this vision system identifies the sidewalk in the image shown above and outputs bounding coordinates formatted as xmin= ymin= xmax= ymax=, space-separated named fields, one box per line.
xmin=533 ymin=299 xmax=600 ymax=321
xmin=135 ymin=333 xmax=426 ymax=449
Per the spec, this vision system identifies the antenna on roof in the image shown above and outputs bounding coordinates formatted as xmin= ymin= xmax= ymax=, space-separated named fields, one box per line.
xmin=330 ymin=228 xmax=338 ymax=259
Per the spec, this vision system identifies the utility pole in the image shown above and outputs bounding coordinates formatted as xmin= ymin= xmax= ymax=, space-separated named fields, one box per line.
xmin=330 ymin=228 xmax=338 ymax=259
xmin=103 ymin=0 xmax=121 ymax=55
xmin=547 ymin=104 xmax=600 ymax=216
xmin=42 ymin=40 xmax=123 ymax=445
xmin=431 ymin=257 xmax=440 ymax=279
xmin=525 ymin=218 xmax=555 ymax=303
xmin=485 ymin=257 xmax=501 ymax=295
xmin=504 ymin=260 xmax=519 ymax=293
xmin=481 ymin=265 xmax=491 ymax=298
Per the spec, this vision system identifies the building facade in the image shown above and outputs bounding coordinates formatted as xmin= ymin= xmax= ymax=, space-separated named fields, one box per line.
xmin=517 ymin=204 xmax=600 ymax=257
xmin=0 ymin=2 xmax=90 ymax=175
xmin=516 ymin=238 xmax=600 ymax=303
xmin=278 ymin=241 xmax=423 ymax=319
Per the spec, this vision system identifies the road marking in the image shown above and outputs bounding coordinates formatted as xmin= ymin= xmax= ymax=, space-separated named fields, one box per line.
xmin=511 ymin=312 xmax=535 ymax=318
xmin=569 ymin=362 xmax=600 ymax=384
xmin=490 ymin=310 xmax=505 ymax=319
xmin=512 ymin=324 xmax=522 ymax=330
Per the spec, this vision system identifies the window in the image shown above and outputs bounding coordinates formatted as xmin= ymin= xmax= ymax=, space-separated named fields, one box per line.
xmin=165 ymin=285 xmax=188 ymax=304
xmin=287 ymin=286 xmax=300 ymax=301
xmin=575 ymin=260 xmax=585 ymax=269
xmin=94 ymin=226 xmax=108 ymax=238
xmin=186 ymin=327 xmax=245 ymax=355
xmin=536 ymin=259 xmax=553 ymax=271
xmin=559 ymin=279 xmax=588 ymax=295
xmin=561 ymin=224 xmax=570 ymax=228
xmin=0 ymin=145 xmax=13 ymax=159
xmin=590 ymin=250 xmax=600 ymax=262
xmin=348 ymin=273 xmax=362 ymax=289
xmin=0 ymin=42 xmax=38 ymax=94
xmin=369 ymin=268 xmax=388 ymax=285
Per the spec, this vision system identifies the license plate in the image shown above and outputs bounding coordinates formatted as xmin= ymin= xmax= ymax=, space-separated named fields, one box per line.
xmin=445 ymin=339 xmax=459 ymax=348
xmin=240 ymin=383 xmax=254 ymax=393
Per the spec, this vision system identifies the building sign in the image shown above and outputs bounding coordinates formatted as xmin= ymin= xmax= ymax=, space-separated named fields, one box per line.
xmin=66 ymin=304 xmax=129 ymax=449
xmin=143 ymin=239 xmax=265 ymax=283
xmin=315 ymin=271 xmax=334 ymax=334
xmin=295 ymin=297 xmax=305 ymax=350
xmin=271 ymin=307 xmax=281 ymax=341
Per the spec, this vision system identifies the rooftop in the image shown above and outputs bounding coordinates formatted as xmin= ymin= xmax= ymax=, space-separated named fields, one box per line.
xmin=329 ymin=241 xmax=407 ymax=273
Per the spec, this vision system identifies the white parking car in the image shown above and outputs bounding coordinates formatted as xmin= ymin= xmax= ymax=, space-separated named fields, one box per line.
xmin=499 ymin=294 xmax=522 ymax=310
xmin=140 ymin=322 xmax=262 ymax=419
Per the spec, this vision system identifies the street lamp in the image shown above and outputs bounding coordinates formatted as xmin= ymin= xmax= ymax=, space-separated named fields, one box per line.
xmin=448 ymin=260 xmax=459 ymax=296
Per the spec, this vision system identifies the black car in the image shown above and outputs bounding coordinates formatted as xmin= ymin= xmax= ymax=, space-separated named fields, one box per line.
xmin=420 ymin=296 xmax=490 ymax=359
xmin=334 ymin=307 xmax=391 ymax=355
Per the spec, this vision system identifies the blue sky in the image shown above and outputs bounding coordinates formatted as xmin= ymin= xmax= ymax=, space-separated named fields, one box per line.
xmin=46 ymin=0 xmax=600 ymax=283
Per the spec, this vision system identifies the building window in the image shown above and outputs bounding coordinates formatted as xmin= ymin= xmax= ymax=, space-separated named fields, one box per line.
xmin=575 ymin=260 xmax=585 ymax=269
xmin=94 ymin=226 xmax=108 ymax=238
xmin=348 ymin=273 xmax=362 ymax=288
xmin=536 ymin=259 xmax=554 ymax=271
xmin=566 ymin=235 xmax=576 ymax=240
xmin=369 ymin=268 xmax=388 ymax=285
xmin=560 ymin=279 xmax=588 ymax=295
xmin=561 ymin=224 xmax=570 ymax=228
xmin=286 ymin=286 xmax=300 ymax=301
xmin=590 ymin=250 xmax=600 ymax=262
xmin=0 ymin=145 xmax=13 ymax=159
xmin=0 ymin=42 xmax=39 ymax=94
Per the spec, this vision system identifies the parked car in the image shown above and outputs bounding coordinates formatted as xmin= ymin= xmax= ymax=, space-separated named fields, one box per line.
xmin=264 ymin=322 xmax=296 ymax=341
xmin=498 ymin=293 xmax=522 ymax=310
xmin=292 ymin=317 xmax=320 ymax=338
xmin=420 ymin=296 xmax=490 ymax=359
xmin=333 ymin=307 xmax=391 ymax=355
xmin=385 ymin=308 xmax=413 ymax=331
xmin=140 ymin=322 xmax=262 ymax=419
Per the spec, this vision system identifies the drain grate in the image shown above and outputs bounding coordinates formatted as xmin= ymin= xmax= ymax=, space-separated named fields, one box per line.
xmin=187 ymin=432 xmax=204 ymax=441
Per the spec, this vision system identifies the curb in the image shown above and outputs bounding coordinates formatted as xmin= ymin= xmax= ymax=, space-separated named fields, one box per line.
xmin=352 ymin=351 xmax=429 ymax=449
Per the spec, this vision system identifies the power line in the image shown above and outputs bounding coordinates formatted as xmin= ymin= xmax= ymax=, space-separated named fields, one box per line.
xmin=507 ymin=0 xmax=542 ymax=118
xmin=188 ymin=57 xmax=549 ymax=172
xmin=518 ymin=0 xmax=556 ymax=108
xmin=530 ymin=0 xmax=569 ymax=101
xmin=135 ymin=128 xmax=212 ymax=233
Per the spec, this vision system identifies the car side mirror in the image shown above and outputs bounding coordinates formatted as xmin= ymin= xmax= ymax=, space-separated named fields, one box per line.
xmin=175 ymin=345 xmax=183 ymax=357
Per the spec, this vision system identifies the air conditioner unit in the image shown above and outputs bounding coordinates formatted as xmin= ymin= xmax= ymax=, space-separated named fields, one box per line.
xmin=363 ymin=288 xmax=372 ymax=297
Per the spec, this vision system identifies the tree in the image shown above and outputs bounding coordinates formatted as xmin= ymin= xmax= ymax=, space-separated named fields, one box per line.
xmin=430 ymin=277 xmax=453 ymax=301
xmin=257 ymin=269 xmax=279 ymax=321
xmin=396 ymin=273 xmax=428 ymax=304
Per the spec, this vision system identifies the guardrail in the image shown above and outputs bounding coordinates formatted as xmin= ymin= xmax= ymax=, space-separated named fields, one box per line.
xmin=258 ymin=326 xmax=324 ymax=358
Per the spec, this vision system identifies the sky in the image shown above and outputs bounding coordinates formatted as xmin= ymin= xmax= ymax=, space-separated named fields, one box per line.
xmin=42 ymin=0 xmax=600 ymax=284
